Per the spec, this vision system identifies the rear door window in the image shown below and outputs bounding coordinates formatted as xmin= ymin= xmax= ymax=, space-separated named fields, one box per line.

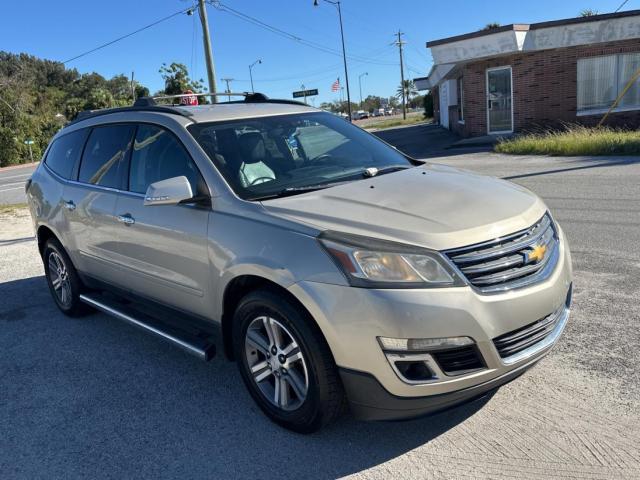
xmin=44 ymin=129 xmax=88 ymax=179
xmin=79 ymin=125 xmax=134 ymax=188
xmin=129 ymin=124 xmax=202 ymax=195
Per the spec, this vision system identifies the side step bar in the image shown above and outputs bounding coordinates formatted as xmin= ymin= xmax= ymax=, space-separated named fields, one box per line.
xmin=79 ymin=293 xmax=216 ymax=361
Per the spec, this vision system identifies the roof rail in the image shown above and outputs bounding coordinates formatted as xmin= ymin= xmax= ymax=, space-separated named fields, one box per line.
xmin=136 ymin=92 xmax=260 ymax=106
xmin=67 ymin=91 xmax=314 ymax=128
xmin=68 ymin=105 xmax=193 ymax=126
xmin=134 ymin=92 xmax=307 ymax=107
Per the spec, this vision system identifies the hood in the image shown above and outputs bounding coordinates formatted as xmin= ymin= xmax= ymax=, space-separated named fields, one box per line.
xmin=261 ymin=163 xmax=547 ymax=251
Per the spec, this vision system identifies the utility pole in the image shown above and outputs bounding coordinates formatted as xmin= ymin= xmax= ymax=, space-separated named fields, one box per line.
xmin=313 ymin=0 xmax=352 ymax=121
xmin=301 ymin=84 xmax=307 ymax=104
xmin=394 ymin=30 xmax=407 ymax=119
xmin=358 ymin=72 xmax=368 ymax=107
xmin=130 ymin=71 xmax=135 ymax=102
xmin=198 ymin=0 xmax=217 ymax=102
xmin=221 ymin=78 xmax=234 ymax=100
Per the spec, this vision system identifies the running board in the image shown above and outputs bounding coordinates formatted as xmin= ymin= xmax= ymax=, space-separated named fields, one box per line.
xmin=79 ymin=293 xmax=216 ymax=361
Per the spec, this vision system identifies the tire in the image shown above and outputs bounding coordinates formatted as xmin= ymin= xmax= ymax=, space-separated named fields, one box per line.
xmin=232 ymin=289 xmax=345 ymax=433
xmin=42 ymin=238 xmax=91 ymax=317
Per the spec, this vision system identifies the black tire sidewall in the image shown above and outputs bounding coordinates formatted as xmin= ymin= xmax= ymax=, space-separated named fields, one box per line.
xmin=232 ymin=290 xmax=330 ymax=433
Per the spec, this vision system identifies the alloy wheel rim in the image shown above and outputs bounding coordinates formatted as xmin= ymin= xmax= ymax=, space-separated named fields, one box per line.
xmin=244 ymin=316 xmax=309 ymax=411
xmin=48 ymin=251 xmax=72 ymax=307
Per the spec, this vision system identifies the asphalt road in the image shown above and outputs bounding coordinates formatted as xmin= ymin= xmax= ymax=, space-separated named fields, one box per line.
xmin=1 ymin=150 xmax=639 ymax=479
xmin=0 ymin=164 xmax=37 ymax=205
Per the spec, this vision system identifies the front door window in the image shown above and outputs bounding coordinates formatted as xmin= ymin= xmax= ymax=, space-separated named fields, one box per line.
xmin=487 ymin=67 xmax=513 ymax=133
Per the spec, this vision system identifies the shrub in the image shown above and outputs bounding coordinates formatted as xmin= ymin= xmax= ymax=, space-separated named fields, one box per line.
xmin=495 ymin=125 xmax=640 ymax=156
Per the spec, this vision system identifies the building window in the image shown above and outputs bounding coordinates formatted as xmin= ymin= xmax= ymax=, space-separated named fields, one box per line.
xmin=577 ymin=53 xmax=640 ymax=114
xmin=457 ymin=77 xmax=464 ymax=123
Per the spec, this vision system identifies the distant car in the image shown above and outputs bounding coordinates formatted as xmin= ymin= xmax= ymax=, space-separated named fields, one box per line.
xmin=373 ymin=108 xmax=385 ymax=117
xmin=385 ymin=108 xmax=394 ymax=115
xmin=353 ymin=110 xmax=369 ymax=120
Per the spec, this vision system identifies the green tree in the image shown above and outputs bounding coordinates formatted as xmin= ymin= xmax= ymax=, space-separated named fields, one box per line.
xmin=580 ymin=9 xmax=598 ymax=17
xmin=423 ymin=92 xmax=434 ymax=118
xmin=159 ymin=62 xmax=204 ymax=95
xmin=396 ymin=80 xmax=418 ymax=103
xmin=0 ymin=51 xmax=152 ymax=166
xmin=483 ymin=22 xmax=501 ymax=30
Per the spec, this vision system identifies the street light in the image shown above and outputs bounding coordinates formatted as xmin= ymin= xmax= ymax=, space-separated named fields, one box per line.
xmin=358 ymin=72 xmax=368 ymax=107
xmin=313 ymin=0 xmax=352 ymax=121
xmin=249 ymin=59 xmax=262 ymax=93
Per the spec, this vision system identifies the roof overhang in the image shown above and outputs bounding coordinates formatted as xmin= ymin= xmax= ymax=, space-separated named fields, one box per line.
xmin=426 ymin=9 xmax=640 ymax=88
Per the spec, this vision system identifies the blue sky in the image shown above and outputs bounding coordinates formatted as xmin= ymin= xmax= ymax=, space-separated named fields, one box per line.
xmin=1 ymin=0 xmax=634 ymax=105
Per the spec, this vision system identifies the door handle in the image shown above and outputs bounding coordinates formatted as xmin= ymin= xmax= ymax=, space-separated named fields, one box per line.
xmin=116 ymin=214 xmax=135 ymax=225
xmin=64 ymin=200 xmax=76 ymax=211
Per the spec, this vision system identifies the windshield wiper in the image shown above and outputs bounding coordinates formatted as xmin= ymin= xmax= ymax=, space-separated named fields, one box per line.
xmin=248 ymin=181 xmax=350 ymax=201
xmin=362 ymin=165 xmax=411 ymax=178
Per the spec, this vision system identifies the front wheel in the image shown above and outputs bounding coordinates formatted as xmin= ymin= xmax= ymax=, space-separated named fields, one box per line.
xmin=232 ymin=289 xmax=345 ymax=433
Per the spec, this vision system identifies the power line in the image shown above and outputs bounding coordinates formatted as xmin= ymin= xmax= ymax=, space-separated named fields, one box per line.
xmin=61 ymin=6 xmax=193 ymax=64
xmin=615 ymin=0 xmax=630 ymax=12
xmin=209 ymin=1 xmax=396 ymax=66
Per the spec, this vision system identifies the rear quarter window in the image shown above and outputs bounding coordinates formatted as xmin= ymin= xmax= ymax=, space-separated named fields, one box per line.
xmin=79 ymin=124 xmax=134 ymax=188
xmin=44 ymin=129 xmax=88 ymax=180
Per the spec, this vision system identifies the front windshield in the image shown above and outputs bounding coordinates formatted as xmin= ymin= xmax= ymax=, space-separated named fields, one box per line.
xmin=188 ymin=112 xmax=416 ymax=200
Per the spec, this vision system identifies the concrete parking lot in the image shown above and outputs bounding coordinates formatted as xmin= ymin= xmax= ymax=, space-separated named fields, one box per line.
xmin=1 ymin=151 xmax=639 ymax=479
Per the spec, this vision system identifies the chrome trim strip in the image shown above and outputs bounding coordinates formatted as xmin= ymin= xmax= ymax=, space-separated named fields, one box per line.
xmin=446 ymin=214 xmax=548 ymax=253
xmin=79 ymin=293 xmax=207 ymax=360
xmin=448 ymin=216 xmax=551 ymax=264
xmin=460 ymin=253 xmax=523 ymax=275
xmin=500 ymin=305 xmax=570 ymax=366
xmin=443 ymin=213 xmax=560 ymax=294
xmin=43 ymin=162 xmax=145 ymax=198
xmin=477 ymin=240 xmax=559 ymax=293
xmin=385 ymin=352 xmax=445 ymax=384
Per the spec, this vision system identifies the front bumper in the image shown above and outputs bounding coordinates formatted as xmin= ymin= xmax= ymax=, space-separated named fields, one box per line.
xmin=340 ymin=357 xmax=536 ymax=421
xmin=288 ymin=228 xmax=572 ymax=417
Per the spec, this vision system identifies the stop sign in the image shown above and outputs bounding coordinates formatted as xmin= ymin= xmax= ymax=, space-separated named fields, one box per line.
xmin=180 ymin=90 xmax=198 ymax=106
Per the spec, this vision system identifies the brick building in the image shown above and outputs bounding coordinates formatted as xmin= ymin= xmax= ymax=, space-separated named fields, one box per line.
xmin=418 ymin=10 xmax=640 ymax=137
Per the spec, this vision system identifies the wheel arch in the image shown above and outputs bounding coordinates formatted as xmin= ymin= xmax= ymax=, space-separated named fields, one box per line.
xmin=221 ymin=274 xmax=318 ymax=361
xmin=36 ymin=224 xmax=60 ymax=256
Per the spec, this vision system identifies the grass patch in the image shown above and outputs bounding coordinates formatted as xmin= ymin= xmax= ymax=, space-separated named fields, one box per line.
xmin=364 ymin=115 xmax=431 ymax=130
xmin=0 ymin=203 xmax=28 ymax=215
xmin=495 ymin=126 xmax=640 ymax=156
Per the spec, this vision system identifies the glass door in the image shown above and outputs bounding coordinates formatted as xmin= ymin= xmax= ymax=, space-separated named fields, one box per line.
xmin=486 ymin=67 xmax=513 ymax=133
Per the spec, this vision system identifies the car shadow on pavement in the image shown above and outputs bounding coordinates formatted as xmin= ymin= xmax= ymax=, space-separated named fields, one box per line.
xmin=503 ymin=156 xmax=640 ymax=181
xmin=1 ymin=275 xmax=492 ymax=479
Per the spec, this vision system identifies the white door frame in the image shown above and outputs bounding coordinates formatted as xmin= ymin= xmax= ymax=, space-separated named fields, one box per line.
xmin=486 ymin=66 xmax=514 ymax=135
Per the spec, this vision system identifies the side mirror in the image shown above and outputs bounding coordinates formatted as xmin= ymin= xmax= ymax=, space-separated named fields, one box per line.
xmin=144 ymin=176 xmax=194 ymax=206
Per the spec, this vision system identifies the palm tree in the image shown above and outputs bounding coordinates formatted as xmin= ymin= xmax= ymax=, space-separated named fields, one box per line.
xmin=396 ymin=80 xmax=418 ymax=103
xmin=483 ymin=22 xmax=501 ymax=30
xmin=579 ymin=9 xmax=598 ymax=17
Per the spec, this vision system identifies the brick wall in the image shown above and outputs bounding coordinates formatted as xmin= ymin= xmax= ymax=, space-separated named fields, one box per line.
xmin=459 ymin=38 xmax=640 ymax=137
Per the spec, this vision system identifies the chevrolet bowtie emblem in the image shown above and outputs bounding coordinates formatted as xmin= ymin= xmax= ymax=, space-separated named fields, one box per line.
xmin=525 ymin=244 xmax=547 ymax=264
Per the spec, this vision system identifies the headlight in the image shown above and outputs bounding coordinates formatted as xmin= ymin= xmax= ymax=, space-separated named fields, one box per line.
xmin=319 ymin=231 xmax=465 ymax=288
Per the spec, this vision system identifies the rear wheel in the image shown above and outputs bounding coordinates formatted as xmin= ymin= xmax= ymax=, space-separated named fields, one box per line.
xmin=232 ymin=289 xmax=345 ymax=433
xmin=42 ymin=238 xmax=91 ymax=317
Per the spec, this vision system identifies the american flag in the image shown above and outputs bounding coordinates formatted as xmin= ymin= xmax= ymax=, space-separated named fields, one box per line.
xmin=331 ymin=78 xmax=340 ymax=92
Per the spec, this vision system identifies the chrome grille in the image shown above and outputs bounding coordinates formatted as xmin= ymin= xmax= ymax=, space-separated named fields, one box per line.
xmin=493 ymin=305 xmax=564 ymax=360
xmin=444 ymin=214 xmax=559 ymax=293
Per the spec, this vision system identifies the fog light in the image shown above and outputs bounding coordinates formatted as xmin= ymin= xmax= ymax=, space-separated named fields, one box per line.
xmin=394 ymin=360 xmax=434 ymax=381
xmin=378 ymin=336 xmax=474 ymax=352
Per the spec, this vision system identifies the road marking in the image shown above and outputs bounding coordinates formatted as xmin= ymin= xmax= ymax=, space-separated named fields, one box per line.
xmin=0 ymin=181 xmax=28 ymax=188
xmin=0 ymin=186 xmax=24 ymax=193
xmin=0 ymin=173 xmax=32 ymax=180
